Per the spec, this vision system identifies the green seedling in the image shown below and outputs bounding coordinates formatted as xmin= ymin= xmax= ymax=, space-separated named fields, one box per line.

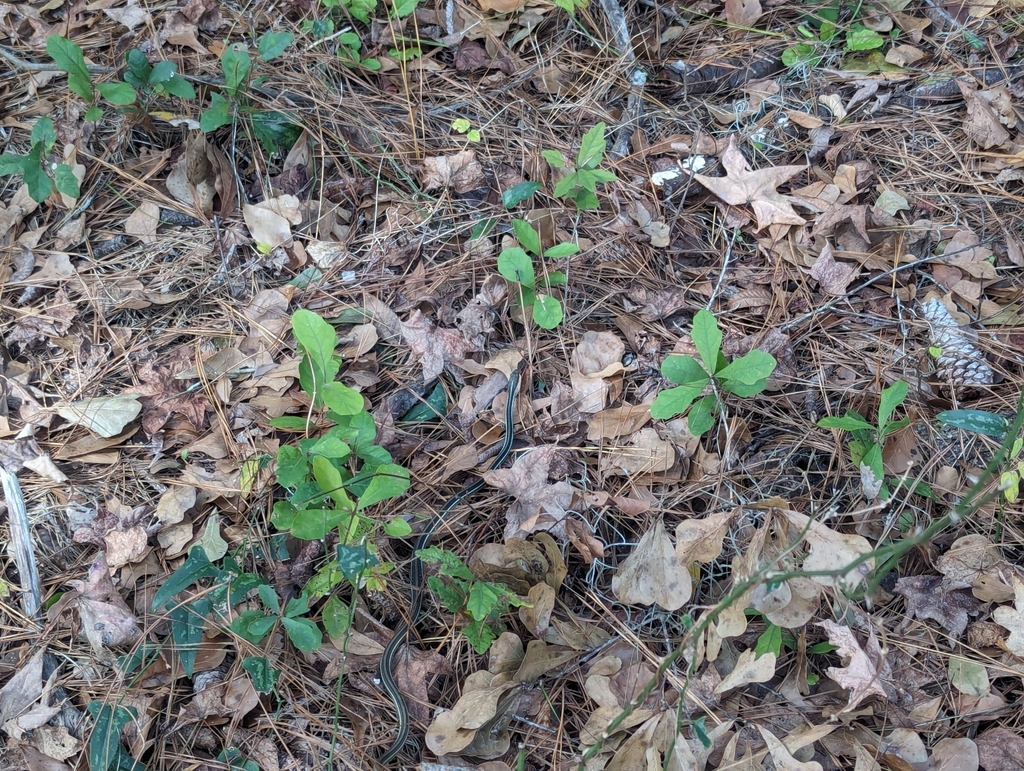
xmin=123 ymin=50 xmax=196 ymax=100
xmin=650 ymin=309 xmax=777 ymax=437
xmin=542 ymin=122 xmax=617 ymax=210
xmin=818 ymin=379 xmax=909 ymax=500
xmin=336 ymin=31 xmax=382 ymax=71
xmin=497 ymin=218 xmax=577 ymax=329
xmin=232 ymin=587 xmax=322 ymax=652
xmin=782 ymin=0 xmax=900 ymax=73
xmin=46 ymin=35 xmax=137 ymax=122
xmin=200 ymin=32 xmax=302 ymax=153
xmin=0 ymin=117 xmax=80 ymax=203
xmin=269 ymin=309 xmax=410 ymax=547
xmin=452 ymin=118 xmax=481 ymax=142
xmin=418 ymin=546 xmax=528 ymax=653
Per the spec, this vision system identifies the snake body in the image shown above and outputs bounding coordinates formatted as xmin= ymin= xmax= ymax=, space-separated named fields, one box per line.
xmin=377 ymin=368 xmax=521 ymax=765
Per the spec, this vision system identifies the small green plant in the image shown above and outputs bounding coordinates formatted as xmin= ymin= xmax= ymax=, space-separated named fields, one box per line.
xmin=46 ymin=35 xmax=137 ymax=121
xmin=417 ymin=546 xmax=527 ymax=653
xmin=0 ymin=117 xmax=81 ymax=203
xmin=650 ymin=309 xmax=778 ymax=436
xmin=123 ymin=49 xmax=196 ymax=101
xmin=200 ymin=32 xmax=302 ymax=153
xmin=817 ymin=379 xmax=909 ymax=499
xmin=336 ymin=31 xmax=382 ymax=70
xmin=232 ymin=586 xmax=322 ymax=651
xmin=451 ymin=118 xmax=481 ymax=143
xmin=497 ymin=218 xmax=576 ymax=329
xmin=782 ymin=1 xmax=898 ymax=72
xmin=542 ymin=122 xmax=617 ymax=210
xmin=87 ymin=701 xmax=142 ymax=771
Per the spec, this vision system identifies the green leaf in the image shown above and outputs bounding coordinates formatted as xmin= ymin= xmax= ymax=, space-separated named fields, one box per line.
xmin=322 ymin=381 xmax=363 ymax=416
xmin=846 ymin=26 xmax=885 ymax=51
xmin=502 ymin=181 xmax=541 ymax=208
xmin=292 ymin=508 xmax=350 ymax=540
xmin=544 ymin=242 xmax=580 ymax=258
xmin=690 ymin=310 xmax=722 ymax=372
xmin=807 ymin=641 xmax=838 ymax=655
xmin=248 ymin=109 xmax=302 ymax=154
xmin=716 ymin=349 xmax=777 ymax=385
xmin=169 ymin=602 xmax=206 ymax=677
xmin=309 ymin=433 xmax=352 ymax=460
xmin=573 ymin=187 xmax=601 ymax=210
xmin=221 ymin=46 xmax=252 ymax=96
xmin=391 ymin=0 xmax=418 ymax=16
xmin=661 ymin=354 xmax=708 ymax=386
xmin=54 ymin=164 xmax=81 ymax=199
xmin=588 ymin=168 xmax=617 ymax=183
xmin=87 ymin=702 xmax=137 ymax=771
xmin=147 ymin=59 xmax=176 ymax=84
xmin=275 ymin=445 xmax=309 ymax=488
xmin=936 ymin=409 xmax=1008 ymax=438
xmin=532 ymin=294 xmax=563 ymax=329
xmin=948 ymin=657 xmax=989 ymax=697
xmin=723 ymin=378 xmax=767 ymax=398
xmin=401 ymin=380 xmax=448 ymax=421
xmin=83 ymin=105 xmax=104 ymax=122
xmin=417 ymin=545 xmax=474 ymax=581
xmin=336 ymin=543 xmax=379 ymax=581
xmin=152 ymin=548 xmax=217 ymax=610
xmin=498 ymin=247 xmax=535 ymax=287
xmin=384 ymin=517 xmax=412 ymax=537
xmin=312 ymin=455 xmax=352 ymax=509
xmin=513 ymin=219 xmax=542 ymax=258
xmin=466 ymin=580 xmax=503 ymax=622
xmin=232 ymin=610 xmax=277 ymax=643
xmin=348 ymin=0 xmax=377 ymax=23
xmin=687 ymin=394 xmax=717 ymax=436
xmin=257 ymin=584 xmax=281 ymax=615
xmin=269 ymin=415 xmax=313 ymax=431
xmin=650 ymin=382 xmax=707 ymax=420
xmin=292 ymin=309 xmax=340 ymax=404
xmin=361 ymin=57 xmax=382 ymax=71
xmin=124 ymin=50 xmax=151 ymax=87
xmin=0 ymin=152 xmax=28 ymax=176
xmin=22 ymin=144 xmax=54 ymax=203
xmin=877 ymin=380 xmax=908 ymax=431
xmin=322 ymin=596 xmax=353 ymax=639
xmin=818 ymin=413 xmax=873 ymax=432
xmin=755 ymin=623 xmax=783 ymax=658
xmin=544 ymin=271 xmax=568 ymax=287
xmin=96 ymin=81 xmax=137 ymax=105
xmin=160 ymin=75 xmax=196 ymax=99
xmin=463 ymin=618 xmax=498 ymax=654
xmin=552 ymin=170 xmax=581 ymax=199
xmin=862 ymin=443 xmax=884 ymax=485
xmin=46 ymin=35 xmax=94 ymax=101
xmin=30 ymin=117 xmax=56 ymax=148
xmin=428 ymin=574 xmax=466 ymax=614
xmin=258 ymin=31 xmax=293 ymax=62
xmin=358 ymin=464 xmax=410 ymax=509
xmin=576 ymin=122 xmax=607 ymax=169
xmin=200 ymin=93 xmax=234 ymax=132
xmin=242 ymin=656 xmax=280 ymax=693
xmin=542 ymin=149 xmax=566 ymax=168
xmin=282 ymin=615 xmax=322 ymax=651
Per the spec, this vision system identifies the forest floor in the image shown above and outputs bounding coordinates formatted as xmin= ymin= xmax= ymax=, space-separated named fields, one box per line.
xmin=2 ymin=0 xmax=1024 ymax=770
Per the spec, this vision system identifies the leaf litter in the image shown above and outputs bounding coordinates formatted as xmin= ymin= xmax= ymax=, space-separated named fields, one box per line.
xmin=1 ymin=0 xmax=1024 ymax=769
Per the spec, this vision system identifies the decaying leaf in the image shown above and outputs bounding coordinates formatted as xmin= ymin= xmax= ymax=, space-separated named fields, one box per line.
xmin=818 ymin=621 xmax=889 ymax=714
xmin=483 ymin=445 xmax=575 ymax=539
xmin=992 ymin=577 xmax=1024 ymax=657
xmin=784 ymin=510 xmax=874 ymax=588
xmin=894 ymin=575 xmax=981 ymax=638
xmin=420 ymin=150 xmax=486 ymax=193
xmin=713 ymin=649 xmax=776 ymax=695
xmin=611 ymin=517 xmax=692 ymax=611
xmin=53 ymin=394 xmax=142 ymax=438
xmin=809 ymin=241 xmax=860 ymax=296
xmin=569 ymin=331 xmax=626 ymax=414
xmin=599 ymin=427 xmax=675 ymax=476
xmin=675 ymin=509 xmax=733 ymax=564
xmin=63 ymin=552 xmax=142 ymax=653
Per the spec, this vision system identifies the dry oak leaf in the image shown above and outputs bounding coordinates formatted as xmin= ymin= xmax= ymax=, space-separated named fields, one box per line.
xmin=421 ymin=150 xmax=486 ymax=193
xmin=132 ymin=348 xmax=210 ymax=434
xmin=713 ymin=649 xmax=776 ymax=695
xmin=569 ymin=330 xmax=626 ymax=414
xmin=809 ymin=242 xmax=860 ymax=296
xmin=724 ymin=0 xmax=762 ymax=26
xmin=991 ymin=577 xmax=1024 ymax=657
xmin=599 ymin=427 xmax=675 ymax=476
xmin=611 ymin=517 xmax=691 ymax=611
xmin=692 ymin=136 xmax=807 ymax=231
xmin=894 ymin=575 xmax=981 ymax=638
xmin=64 ymin=552 xmax=142 ymax=653
xmin=483 ymin=445 xmax=575 ymax=540
xmin=401 ymin=309 xmax=475 ymax=382
xmin=425 ymin=673 xmax=517 ymax=756
xmin=818 ymin=620 xmax=889 ymax=714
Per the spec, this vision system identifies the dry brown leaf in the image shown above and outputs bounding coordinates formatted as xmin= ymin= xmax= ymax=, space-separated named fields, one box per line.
xmin=425 ymin=675 xmax=516 ymax=755
xmin=421 ymin=150 xmax=486 ymax=193
xmin=758 ymin=725 xmax=823 ymax=771
xmin=992 ymin=577 xmax=1024 ymax=657
xmin=53 ymin=394 xmax=142 ymax=438
xmin=724 ymin=0 xmax=762 ymax=26
xmin=818 ymin=621 xmax=888 ymax=714
xmin=713 ymin=649 xmax=776 ymax=695
xmin=675 ymin=509 xmax=733 ymax=564
xmin=692 ymin=136 xmax=808 ymax=231
xmin=975 ymin=727 xmax=1024 ymax=771
xmin=931 ymin=737 xmax=979 ymax=771
xmin=124 ymin=201 xmax=161 ymax=244
xmin=599 ymin=428 xmax=675 ymax=476
xmin=401 ymin=309 xmax=476 ymax=382
xmin=483 ymin=445 xmax=575 ymax=540
xmin=569 ymin=331 xmax=626 ymax=413
xmin=0 ymin=649 xmax=60 ymax=739
xmin=783 ymin=510 xmax=874 ymax=588
xmin=586 ymin=403 xmax=652 ymax=440
xmin=64 ymin=552 xmax=142 ymax=653
xmin=809 ymin=242 xmax=860 ymax=296
xmin=959 ymin=80 xmax=1012 ymax=149
xmin=611 ymin=517 xmax=692 ymax=610
xmin=895 ymin=575 xmax=981 ymax=638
